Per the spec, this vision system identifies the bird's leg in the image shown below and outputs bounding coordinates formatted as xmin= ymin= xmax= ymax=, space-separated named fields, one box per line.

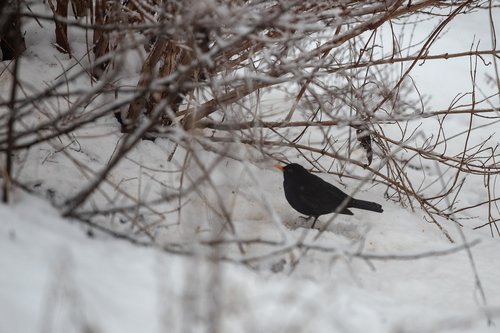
xmin=297 ymin=216 xmax=313 ymax=228
xmin=310 ymin=216 xmax=319 ymax=229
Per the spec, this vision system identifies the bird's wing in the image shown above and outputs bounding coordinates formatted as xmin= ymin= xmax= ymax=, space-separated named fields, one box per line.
xmin=322 ymin=178 xmax=351 ymax=201
xmin=312 ymin=173 xmax=349 ymax=200
xmin=306 ymin=174 xmax=353 ymax=214
xmin=293 ymin=175 xmax=346 ymax=214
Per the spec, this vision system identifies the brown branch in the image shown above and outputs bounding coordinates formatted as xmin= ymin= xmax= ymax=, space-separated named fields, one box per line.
xmin=181 ymin=81 xmax=271 ymax=130
xmin=48 ymin=0 xmax=71 ymax=55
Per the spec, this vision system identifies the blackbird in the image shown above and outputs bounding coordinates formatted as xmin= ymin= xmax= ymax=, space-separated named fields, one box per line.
xmin=276 ymin=163 xmax=383 ymax=228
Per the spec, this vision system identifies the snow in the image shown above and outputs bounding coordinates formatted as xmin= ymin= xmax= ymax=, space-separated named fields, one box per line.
xmin=1 ymin=3 xmax=500 ymax=333
xmin=1 ymin=194 xmax=500 ymax=333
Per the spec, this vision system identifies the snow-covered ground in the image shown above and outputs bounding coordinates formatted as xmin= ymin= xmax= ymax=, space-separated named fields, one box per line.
xmin=1 ymin=3 xmax=500 ymax=333
xmin=2 ymin=188 xmax=500 ymax=333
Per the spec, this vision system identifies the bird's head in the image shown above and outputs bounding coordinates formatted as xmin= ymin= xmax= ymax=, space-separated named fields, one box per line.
xmin=275 ymin=163 xmax=307 ymax=175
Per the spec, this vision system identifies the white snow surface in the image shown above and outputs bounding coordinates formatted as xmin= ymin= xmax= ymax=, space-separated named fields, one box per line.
xmin=1 ymin=3 xmax=500 ymax=333
xmin=2 ymin=190 xmax=500 ymax=333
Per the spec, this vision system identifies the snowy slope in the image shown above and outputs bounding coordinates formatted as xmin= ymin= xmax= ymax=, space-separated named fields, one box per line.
xmin=1 ymin=194 xmax=500 ymax=333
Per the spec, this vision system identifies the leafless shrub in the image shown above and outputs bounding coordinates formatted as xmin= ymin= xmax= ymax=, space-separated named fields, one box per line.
xmin=1 ymin=0 xmax=499 ymax=252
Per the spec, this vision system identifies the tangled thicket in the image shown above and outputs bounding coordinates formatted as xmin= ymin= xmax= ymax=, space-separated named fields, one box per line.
xmin=1 ymin=0 xmax=499 ymax=247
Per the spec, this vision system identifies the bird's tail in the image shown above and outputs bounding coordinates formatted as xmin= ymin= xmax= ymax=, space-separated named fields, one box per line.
xmin=349 ymin=198 xmax=383 ymax=213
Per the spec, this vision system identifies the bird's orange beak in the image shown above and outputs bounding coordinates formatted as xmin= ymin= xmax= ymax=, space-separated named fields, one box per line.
xmin=275 ymin=165 xmax=284 ymax=171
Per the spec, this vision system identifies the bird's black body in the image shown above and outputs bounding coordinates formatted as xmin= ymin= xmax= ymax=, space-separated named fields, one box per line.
xmin=279 ymin=163 xmax=383 ymax=226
